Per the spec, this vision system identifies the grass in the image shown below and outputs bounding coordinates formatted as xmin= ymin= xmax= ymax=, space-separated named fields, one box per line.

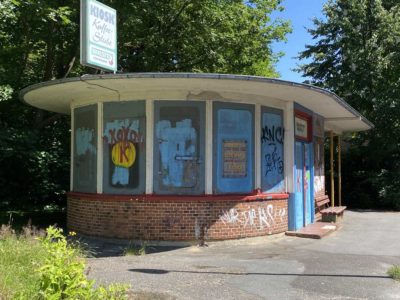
xmin=124 ymin=241 xmax=147 ymax=256
xmin=0 ymin=210 xmax=66 ymax=231
xmin=388 ymin=265 xmax=400 ymax=281
xmin=0 ymin=225 xmax=47 ymax=299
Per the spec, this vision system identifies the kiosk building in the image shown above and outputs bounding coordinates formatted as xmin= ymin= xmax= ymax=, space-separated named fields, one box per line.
xmin=21 ymin=73 xmax=373 ymax=241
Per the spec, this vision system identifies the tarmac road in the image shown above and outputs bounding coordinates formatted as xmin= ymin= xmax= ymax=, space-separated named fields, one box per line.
xmin=87 ymin=210 xmax=400 ymax=299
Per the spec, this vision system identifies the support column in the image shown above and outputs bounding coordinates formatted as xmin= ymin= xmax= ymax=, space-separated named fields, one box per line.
xmin=330 ymin=131 xmax=335 ymax=207
xmin=284 ymin=102 xmax=295 ymax=193
xmin=145 ymin=99 xmax=154 ymax=194
xmin=70 ymin=107 xmax=74 ymax=192
xmin=205 ymin=100 xmax=213 ymax=194
xmin=338 ymin=135 xmax=342 ymax=206
xmin=255 ymin=103 xmax=261 ymax=190
xmin=96 ymin=103 xmax=103 ymax=194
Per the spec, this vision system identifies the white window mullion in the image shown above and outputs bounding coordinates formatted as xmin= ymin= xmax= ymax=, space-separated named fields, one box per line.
xmin=205 ymin=100 xmax=213 ymax=194
xmin=96 ymin=103 xmax=103 ymax=194
xmin=255 ymin=103 xmax=261 ymax=191
xmin=145 ymin=99 xmax=154 ymax=194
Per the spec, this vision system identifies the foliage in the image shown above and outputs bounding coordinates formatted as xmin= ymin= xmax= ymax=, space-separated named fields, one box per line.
xmin=38 ymin=226 xmax=129 ymax=299
xmin=0 ymin=225 xmax=129 ymax=299
xmin=0 ymin=0 xmax=290 ymax=210
xmin=298 ymin=0 xmax=400 ymax=210
xmin=388 ymin=265 xmax=400 ymax=281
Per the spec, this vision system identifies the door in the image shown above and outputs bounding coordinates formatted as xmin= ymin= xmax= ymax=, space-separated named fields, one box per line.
xmin=294 ymin=141 xmax=313 ymax=229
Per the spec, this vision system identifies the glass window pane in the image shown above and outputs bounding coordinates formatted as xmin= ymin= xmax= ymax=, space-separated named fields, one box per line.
xmin=103 ymin=101 xmax=146 ymax=194
xmin=73 ymin=105 xmax=97 ymax=193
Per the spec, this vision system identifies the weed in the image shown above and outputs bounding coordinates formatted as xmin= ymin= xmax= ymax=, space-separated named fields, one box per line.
xmin=0 ymin=227 xmax=47 ymax=299
xmin=388 ymin=265 xmax=400 ymax=281
xmin=124 ymin=241 xmax=147 ymax=256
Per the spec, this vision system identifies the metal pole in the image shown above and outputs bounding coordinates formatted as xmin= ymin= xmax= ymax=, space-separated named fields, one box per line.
xmin=338 ymin=135 xmax=342 ymax=206
xmin=330 ymin=131 xmax=335 ymax=207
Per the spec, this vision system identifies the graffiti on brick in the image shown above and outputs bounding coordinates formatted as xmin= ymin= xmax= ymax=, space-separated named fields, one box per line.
xmin=219 ymin=204 xmax=286 ymax=230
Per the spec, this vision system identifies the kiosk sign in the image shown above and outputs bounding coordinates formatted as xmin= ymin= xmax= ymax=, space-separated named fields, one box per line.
xmin=80 ymin=0 xmax=117 ymax=72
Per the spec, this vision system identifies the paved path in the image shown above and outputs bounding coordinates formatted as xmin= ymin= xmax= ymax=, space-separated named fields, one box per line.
xmin=87 ymin=210 xmax=400 ymax=299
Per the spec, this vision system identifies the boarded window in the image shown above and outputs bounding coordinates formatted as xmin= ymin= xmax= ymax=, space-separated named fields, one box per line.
xmin=73 ymin=105 xmax=97 ymax=193
xmin=213 ymin=102 xmax=254 ymax=193
xmin=261 ymin=107 xmax=285 ymax=193
xmin=154 ymin=101 xmax=205 ymax=194
xmin=102 ymin=101 xmax=146 ymax=194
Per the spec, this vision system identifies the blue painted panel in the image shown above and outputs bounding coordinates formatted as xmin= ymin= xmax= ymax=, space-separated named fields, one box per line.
xmin=261 ymin=109 xmax=284 ymax=193
xmin=215 ymin=107 xmax=253 ymax=193
xmin=294 ymin=141 xmax=304 ymax=229
xmin=305 ymin=143 xmax=312 ymax=225
xmin=309 ymin=142 xmax=315 ymax=223
xmin=153 ymin=101 xmax=205 ymax=195
xmin=156 ymin=119 xmax=197 ymax=188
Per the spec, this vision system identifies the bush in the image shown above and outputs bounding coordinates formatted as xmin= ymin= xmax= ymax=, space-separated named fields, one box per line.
xmin=0 ymin=225 xmax=129 ymax=299
xmin=38 ymin=226 xmax=129 ymax=299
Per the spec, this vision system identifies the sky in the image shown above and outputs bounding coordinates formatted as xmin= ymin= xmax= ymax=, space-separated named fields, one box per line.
xmin=271 ymin=0 xmax=327 ymax=83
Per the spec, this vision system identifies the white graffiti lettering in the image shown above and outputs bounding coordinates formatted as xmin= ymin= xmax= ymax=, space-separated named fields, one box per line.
xmin=218 ymin=204 xmax=286 ymax=230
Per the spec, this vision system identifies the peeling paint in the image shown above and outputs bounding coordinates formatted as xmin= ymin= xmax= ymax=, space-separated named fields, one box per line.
xmin=75 ymin=127 xmax=96 ymax=155
xmin=156 ymin=119 xmax=198 ymax=188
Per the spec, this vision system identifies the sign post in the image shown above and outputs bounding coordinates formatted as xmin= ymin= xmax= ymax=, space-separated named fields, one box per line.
xmin=80 ymin=0 xmax=117 ymax=72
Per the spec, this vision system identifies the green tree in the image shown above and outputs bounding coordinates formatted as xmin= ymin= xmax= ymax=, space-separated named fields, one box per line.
xmin=0 ymin=0 xmax=290 ymax=210
xmin=299 ymin=0 xmax=400 ymax=209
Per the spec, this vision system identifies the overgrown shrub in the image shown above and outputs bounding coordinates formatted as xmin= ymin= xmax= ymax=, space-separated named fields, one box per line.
xmin=38 ymin=226 xmax=129 ymax=299
xmin=0 ymin=225 xmax=129 ymax=299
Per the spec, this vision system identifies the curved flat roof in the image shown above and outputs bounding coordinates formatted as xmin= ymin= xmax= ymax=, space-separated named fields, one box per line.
xmin=20 ymin=73 xmax=373 ymax=133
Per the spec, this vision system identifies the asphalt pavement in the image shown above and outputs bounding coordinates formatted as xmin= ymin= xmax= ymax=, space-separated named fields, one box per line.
xmin=86 ymin=210 xmax=400 ymax=299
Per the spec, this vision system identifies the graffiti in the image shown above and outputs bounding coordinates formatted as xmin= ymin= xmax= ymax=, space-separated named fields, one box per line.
xmin=103 ymin=119 xmax=143 ymax=145
xmin=156 ymin=119 xmax=197 ymax=188
xmin=304 ymin=170 xmax=310 ymax=192
xmin=314 ymin=176 xmax=325 ymax=196
xmin=219 ymin=204 xmax=286 ymax=230
xmin=261 ymin=112 xmax=285 ymax=193
xmin=261 ymin=125 xmax=284 ymax=145
xmin=264 ymin=144 xmax=284 ymax=176
xmin=314 ymin=138 xmax=325 ymax=196
xmin=296 ymin=169 xmax=302 ymax=192
xmin=103 ymin=119 xmax=143 ymax=186
xmin=219 ymin=208 xmax=241 ymax=224
xmin=75 ymin=127 xmax=96 ymax=155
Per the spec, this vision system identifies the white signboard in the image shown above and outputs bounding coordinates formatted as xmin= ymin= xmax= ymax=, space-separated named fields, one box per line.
xmin=295 ymin=116 xmax=308 ymax=139
xmin=80 ymin=0 xmax=117 ymax=72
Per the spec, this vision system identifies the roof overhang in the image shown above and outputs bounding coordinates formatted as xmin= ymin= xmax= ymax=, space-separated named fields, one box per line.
xmin=20 ymin=73 xmax=373 ymax=133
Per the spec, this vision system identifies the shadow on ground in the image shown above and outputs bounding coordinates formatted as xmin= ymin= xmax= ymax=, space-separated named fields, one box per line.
xmin=128 ymin=268 xmax=392 ymax=279
xmin=74 ymin=235 xmax=188 ymax=258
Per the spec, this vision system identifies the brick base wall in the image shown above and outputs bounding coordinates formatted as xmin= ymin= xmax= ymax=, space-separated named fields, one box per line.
xmin=67 ymin=193 xmax=288 ymax=241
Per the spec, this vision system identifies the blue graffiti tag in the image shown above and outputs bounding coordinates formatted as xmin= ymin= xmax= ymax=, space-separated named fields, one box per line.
xmin=264 ymin=143 xmax=284 ymax=176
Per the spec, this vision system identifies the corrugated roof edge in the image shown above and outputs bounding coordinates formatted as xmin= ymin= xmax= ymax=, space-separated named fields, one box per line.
xmin=19 ymin=72 xmax=374 ymax=129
